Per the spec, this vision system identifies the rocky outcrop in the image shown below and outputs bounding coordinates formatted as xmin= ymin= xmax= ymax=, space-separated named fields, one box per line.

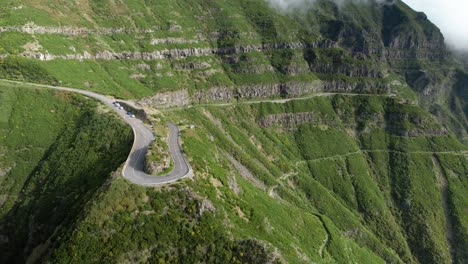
xmin=5 ymin=33 xmax=439 ymax=72
xmin=236 ymin=83 xmax=286 ymax=99
xmin=0 ymin=166 xmax=11 ymax=177
xmin=117 ymin=101 xmax=150 ymax=122
xmin=193 ymin=81 xmax=324 ymax=103
xmin=384 ymin=25 xmax=447 ymax=61
xmin=139 ymin=80 xmax=389 ymax=107
xmin=384 ymin=49 xmax=447 ymax=60
xmin=223 ymin=54 xmax=276 ymax=74
xmin=151 ymin=38 xmax=199 ymax=45
xmin=231 ymin=63 xmax=275 ymax=74
xmin=194 ymin=87 xmax=237 ymax=103
xmin=0 ymin=22 xmax=156 ymax=35
xmin=322 ymin=80 xmax=389 ymax=93
xmin=393 ymin=128 xmax=449 ymax=137
xmin=387 ymin=33 xmax=444 ymax=50
xmin=258 ymin=112 xmax=316 ymax=128
xmin=216 ymin=41 xmax=338 ymax=55
xmin=310 ymin=63 xmax=384 ymax=78
xmin=186 ymin=190 xmax=216 ymax=216
xmin=144 ymin=155 xmax=170 ymax=175
xmin=172 ymin=61 xmax=211 ymax=70
xmin=144 ymin=144 xmax=171 ymax=175
xmin=386 ymin=112 xmax=449 ymax=137
xmin=19 ymin=48 xmax=214 ymax=61
xmin=11 ymin=40 xmax=337 ymax=61
xmin=139 ymin=90 xmax=190 ymax=107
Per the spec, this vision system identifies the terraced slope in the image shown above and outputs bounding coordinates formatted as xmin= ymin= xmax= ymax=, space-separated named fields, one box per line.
xmin=0 ymin=0 xmax=466 ymax=141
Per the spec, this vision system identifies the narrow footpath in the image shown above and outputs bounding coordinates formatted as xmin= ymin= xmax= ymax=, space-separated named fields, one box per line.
xmin=432 ymin=156 xmax=456 ymax=262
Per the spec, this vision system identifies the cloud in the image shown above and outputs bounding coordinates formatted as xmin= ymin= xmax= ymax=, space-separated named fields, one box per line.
xmin=266 ymin=0 xmax=337 ymax=10
xmin=265 ymin=0 xmax=311 ymax=10
xmin=266 ymin=0 xmax=468 ymax=52
xmin=403 ymin=0 xmax=468 ymax=52
xmin=265 ymin=0 xmax=391 ymax=11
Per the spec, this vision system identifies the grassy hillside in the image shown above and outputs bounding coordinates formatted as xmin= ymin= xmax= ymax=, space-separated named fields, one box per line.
xmin=25 ymin=94 xmax=465 ymax=263
xmin=161 ymin=95 xmax=466 ymax=263
xmin=0 ymin=85 xmax=133 ymax=262
xmin=0 ymin=0 xmax=394 ymax=98
xmin=0 ymin=0 xmax=465 ymax=140
xmin=0 ymin=0 xmax=466 ymax=263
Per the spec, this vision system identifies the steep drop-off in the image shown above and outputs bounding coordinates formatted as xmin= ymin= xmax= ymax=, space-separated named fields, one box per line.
xmin=0 ymin=85 xmax=133 ymax=263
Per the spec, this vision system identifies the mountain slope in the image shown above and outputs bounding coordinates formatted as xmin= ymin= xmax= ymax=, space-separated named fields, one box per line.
xmin=36 ymin=94 xmax=467 ymax=263
xmin=0 ymin=84 xmax=133 ymax=262
xmin=0 ymin=0 xmax=465 ymax=142
xmin=0 ymin=0 xmax=466 ymax=263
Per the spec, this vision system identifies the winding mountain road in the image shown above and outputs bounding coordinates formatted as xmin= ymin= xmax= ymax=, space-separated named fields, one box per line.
xmin=0 ymin=79 xmax=193 ymax=186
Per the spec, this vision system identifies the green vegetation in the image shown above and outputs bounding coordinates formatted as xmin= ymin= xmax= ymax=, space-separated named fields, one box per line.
xmin=132 ymin=95 xmax=464 ymax=263
xmin=0 ymin=85 xmax=133 ymax=262
xmin=0 ymin=0 xmax=466 ymax=263
xmin=1 ymin=61 xmax=466 ymax=264
xmin=0 ymin=0 xmax=464 ymax=143
xmin=48 ymin=179 xmax=279 ymax=263
xmin=437 ymin=154 xmax=468 ymax=262
xmin=145 ymin=124 xmax=173 ymax=176
xmin=0 ymin=56 xmax=58 ymax=85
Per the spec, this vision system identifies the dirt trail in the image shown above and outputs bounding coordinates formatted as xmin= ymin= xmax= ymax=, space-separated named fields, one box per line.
xmin=225 ymin=154 xmax=266 ymax=191
xmin=318 ymin=234 xmax=329 ymax=258
xmin=431 ymin=156 xmax=456 ymax=262
xmin=160 ymin=92 xmax=392 ymax=112
xmin=316 ymin=215 xmax=331 ymax=259
xmin=299 ymin=149 xmax=467 ymax=163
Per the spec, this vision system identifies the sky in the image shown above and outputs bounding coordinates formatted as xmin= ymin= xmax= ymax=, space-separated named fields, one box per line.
xmin=403 ymin=0 xmax=468 ymax=52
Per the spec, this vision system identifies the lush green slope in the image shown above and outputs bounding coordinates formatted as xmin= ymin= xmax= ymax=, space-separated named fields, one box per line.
xmin=0 ymin=85 xmax=133 ymax=263
xmin=0 ymin=85 xmax=285 ymax=264
xmin=48 ymin=179 xmax=282 ymax=264
xmin=158 ymin=95 xmax=465 ymax=263
xmin=27 ymin=94 xmax=465 ymax=263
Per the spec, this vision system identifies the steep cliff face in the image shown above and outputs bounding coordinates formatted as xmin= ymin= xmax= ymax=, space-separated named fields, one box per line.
xmin=139 ymin=80 xmax=389 ymax=106
xmin=1 ymin=0 xmax=463 ymax=149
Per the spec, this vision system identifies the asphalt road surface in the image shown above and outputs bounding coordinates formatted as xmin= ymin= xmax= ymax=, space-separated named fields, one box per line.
xmin=123 ymin=122 xmax=193 ymax=186
xmin=1 ymin=79 xmax=192 ymax=186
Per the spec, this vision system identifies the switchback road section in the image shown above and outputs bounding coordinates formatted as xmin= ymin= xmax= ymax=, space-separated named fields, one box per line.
xmin=0 ymin=79 xmax=193 ymax=186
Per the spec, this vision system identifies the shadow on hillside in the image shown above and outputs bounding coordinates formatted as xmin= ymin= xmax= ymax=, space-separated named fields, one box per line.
xmin=0 ymin=112 xmax=133 ymax=263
